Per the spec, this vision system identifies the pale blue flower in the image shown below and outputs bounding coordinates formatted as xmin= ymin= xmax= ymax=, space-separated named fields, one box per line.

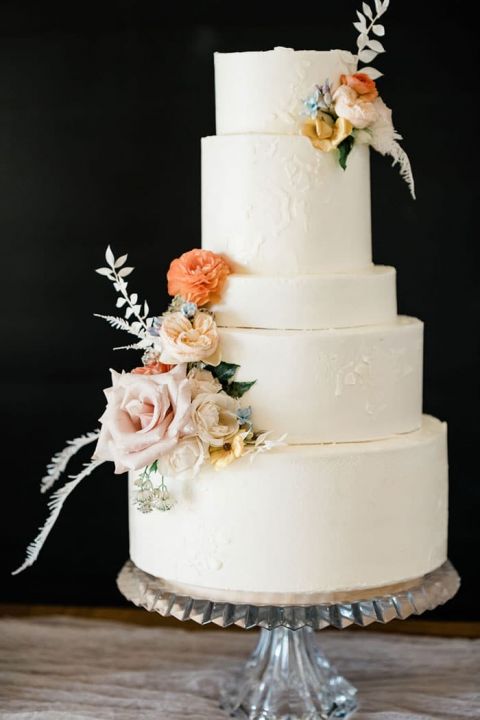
xmin=181 ymin=301 xmax=197 ymax=319
xmin=237 ymin=406 xmax=252 ymax=425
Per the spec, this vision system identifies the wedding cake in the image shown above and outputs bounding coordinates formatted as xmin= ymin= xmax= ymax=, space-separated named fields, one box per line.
xmin=127 ymin=47 xmax=448 ymax=596
xmin=14 ymin=8 xmax=448 ymax=601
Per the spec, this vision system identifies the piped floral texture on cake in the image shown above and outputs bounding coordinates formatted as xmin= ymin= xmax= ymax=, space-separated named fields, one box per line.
xmin=300 ymin=0 xmax=415 ymax=198
xmin=12 ymin=247 xmax=286 ymax=574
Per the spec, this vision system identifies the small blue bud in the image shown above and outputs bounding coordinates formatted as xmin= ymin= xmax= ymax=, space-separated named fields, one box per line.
xmin=181 ymin=302 xmax=197 ymax=319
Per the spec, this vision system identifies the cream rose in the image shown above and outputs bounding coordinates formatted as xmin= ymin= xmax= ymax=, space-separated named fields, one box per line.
xmin=159 ymin=311 xmax=221 ymax=366
xmin=156 ymin=435 xmax=206 ymax=480
xmin=93 ymin=364 xmax=192 ymax=473
xmin=333 ymin=85 xmax=378 ymax=129
xmin=188 ymin=367 xmax=222 ymax=398
xmin=191 ymin=391 xmax=239 ymax=447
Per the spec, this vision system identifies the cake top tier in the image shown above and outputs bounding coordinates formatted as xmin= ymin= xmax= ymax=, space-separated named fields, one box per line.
xmin=214 ymin=47 xmax=357 ymax=135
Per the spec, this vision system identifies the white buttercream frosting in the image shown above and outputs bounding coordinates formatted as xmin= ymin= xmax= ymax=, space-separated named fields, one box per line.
xmin=129 ymin=416 xmax=448 ymax=595
xmin=202 ymin=135 xmax=371 ymax=274
xmin=219 ymin=317 xmax=423 ymax=443
xmin=213 ymin=266 xmax=397 ymax=330
xmin=214 ymin=47 xmax=357 ymax=135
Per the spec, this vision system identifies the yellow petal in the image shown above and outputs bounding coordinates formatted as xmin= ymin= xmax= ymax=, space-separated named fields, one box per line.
xmin=312 ymin=138 xmax=335 ymax=152
xmin=315 ymin=118 xmax=334 ymax=140
xmin=300 ymin=119 xmax=318 ymax=141
xmin=231 ymin=434 xmax=245 ymax=458
xmin=331 ymin=117 xmax=353 ymax=148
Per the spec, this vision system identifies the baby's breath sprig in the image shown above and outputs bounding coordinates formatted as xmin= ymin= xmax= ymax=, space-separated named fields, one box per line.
xmin=134 ymin=461 xmax=174 ymax=513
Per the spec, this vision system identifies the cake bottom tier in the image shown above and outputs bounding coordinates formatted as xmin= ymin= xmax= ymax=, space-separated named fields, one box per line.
xmin=128 ymin=415 xmax=448 ymax=597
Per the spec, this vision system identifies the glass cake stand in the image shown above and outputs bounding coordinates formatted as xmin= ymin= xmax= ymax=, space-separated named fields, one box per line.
xmin=117 ymin=560 xmax=459 ymax=720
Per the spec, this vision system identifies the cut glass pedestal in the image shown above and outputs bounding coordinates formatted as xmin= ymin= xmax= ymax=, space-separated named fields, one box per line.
xmin=117 ymin=560 xmax=459 ymax=719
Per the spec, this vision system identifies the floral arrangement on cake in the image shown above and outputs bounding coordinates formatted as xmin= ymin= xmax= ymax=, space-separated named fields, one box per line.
xmin=301 ymin=0 xmax=415 ymax=198
xmin=13 ymin=247 xmax=285 ymax=573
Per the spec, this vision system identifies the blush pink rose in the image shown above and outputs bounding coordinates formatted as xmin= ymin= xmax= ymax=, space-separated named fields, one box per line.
xmin=93 ymin=364 xmax=192 ymax=473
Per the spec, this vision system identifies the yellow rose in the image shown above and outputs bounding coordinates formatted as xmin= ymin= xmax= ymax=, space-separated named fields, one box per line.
xmin=301 ymin=113 xmax=352 ymax=152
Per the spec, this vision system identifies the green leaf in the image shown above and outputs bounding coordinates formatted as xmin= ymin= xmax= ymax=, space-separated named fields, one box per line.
xmin=337 ymin=136 xmax=355 ymax=170
xmin=226 ymin=380 xmax=256 ymax=399
xmin=206 ymin=361 xmax=239 ymax=384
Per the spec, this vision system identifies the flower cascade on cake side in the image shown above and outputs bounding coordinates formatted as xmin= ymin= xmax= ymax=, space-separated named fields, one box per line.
xmin=13 ymin=247 xmax=286 ymax=573
xmin=301 ymin=0 xmax=415 ymax=197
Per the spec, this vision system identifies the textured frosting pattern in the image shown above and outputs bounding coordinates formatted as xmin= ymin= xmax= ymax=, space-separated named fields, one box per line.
xmin=219 ymin=317 xmax=423 ymax=443
xmin=129 ymin=416 xmax=448 ymax=594
xmin=213 ymin=267 xmax=397 ymax=330
xmin=214 ymin=47 xmax=357 ymax=134
xmin=202 ymin=135 xmax=372 ymax=274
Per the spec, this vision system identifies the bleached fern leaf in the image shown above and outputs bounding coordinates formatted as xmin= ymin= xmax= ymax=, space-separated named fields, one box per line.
xmin=388 ymin=140 xmax=416 ymax=199
xmin=40 ymin=430 xmax=100 ymax=494
xmin=12 ymin=460 xmax=104 ymax=575
xmin=113 ymin=339 xmax=153 ymax=351
xmin=94 ymin=314 xmax=143 ymax=337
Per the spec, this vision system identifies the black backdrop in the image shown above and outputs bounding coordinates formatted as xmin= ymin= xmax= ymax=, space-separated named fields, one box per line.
xmin=1 ymin=0 xmax=478 ymax=620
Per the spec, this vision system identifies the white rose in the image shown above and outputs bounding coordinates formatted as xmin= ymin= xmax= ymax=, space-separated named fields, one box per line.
xmin=333 ymin=85 xmax=378 ymax=129
xmin=159 ymin=311 xmax=221 ymax=366
xmin=191 ymin=391 xmax=239 ymax=447
xmin=188 ymin=367 xmax=222 ymax=398
xmin=156 ymin=436 xmax=206 ymax=480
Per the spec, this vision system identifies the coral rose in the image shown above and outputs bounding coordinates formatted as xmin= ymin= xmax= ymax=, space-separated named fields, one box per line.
xmin=159 ymin=311 xmax=221 ymax=366
xmin=167 ymin=249 xmax=231 ymax=306
xmin=93 ymin=364 xmax=192 ymax=473
xmin=340 ymin=73 xmax=378 ymax=103
xmin=191 ymin=391 xmax=239 ymax=447
xmin=132 ymin=362 xmax=172 ymax=375
xmin=333 ymin=85 xmax=378 ymax=129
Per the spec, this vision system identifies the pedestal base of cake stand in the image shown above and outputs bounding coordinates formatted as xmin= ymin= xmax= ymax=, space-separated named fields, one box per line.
xmin=117 ymin=560 xmax=459 ymax=720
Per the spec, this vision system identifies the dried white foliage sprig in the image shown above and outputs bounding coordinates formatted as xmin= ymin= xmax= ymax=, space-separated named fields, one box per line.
xmin=245 ymin=432 xmax=288 ymax=462
xmin=354 ymin=0 xmax=390 ymax=78
xmin=40 ymin=430 xmax=100 ymax=494
xmin=12 ymin=460 xmax=104 ymax=575
xmin=95 ymin=246 xmax=155 ymax=346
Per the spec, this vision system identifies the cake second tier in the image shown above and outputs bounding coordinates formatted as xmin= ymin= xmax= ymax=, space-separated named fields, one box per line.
xmin=218 ymin=317 xmax=423 ymax=443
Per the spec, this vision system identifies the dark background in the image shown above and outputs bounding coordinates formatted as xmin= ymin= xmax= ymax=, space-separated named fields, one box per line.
xmin=1 ymin=0 xmax=478 ymax=619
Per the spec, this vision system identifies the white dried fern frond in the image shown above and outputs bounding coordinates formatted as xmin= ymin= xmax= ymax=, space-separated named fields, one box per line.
xmin=113 ymin=339 xmax=154 ymax=352
xmin=387 ymin=140 xmax=416 ymax=199
xmin=94 ymin=314 xmax=146 ymax=337
xmin=12 ymin=460 xmax=104 ymax=575
xmin=40 ymin=430 xmax=100 ymax=494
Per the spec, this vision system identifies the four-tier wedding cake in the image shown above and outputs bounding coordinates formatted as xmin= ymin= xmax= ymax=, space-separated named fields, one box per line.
xmin=127 ymin=47 xmax=448 ymax=596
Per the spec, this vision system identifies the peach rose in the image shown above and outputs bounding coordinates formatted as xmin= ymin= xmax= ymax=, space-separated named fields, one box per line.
xmin=340 ymin=73 xmax=378 ymax=103
xmin=159 ymin=311 xmax=221 ymax=366
xmin=93 ymin=364 xmax=192 ymax=473
xmin=167 ymin=249 xmax=231 ymax=306
xmin=333 ymin=85 xmax=378 ymax=129
xmin=132 ymin=362 xmax=173 ymax=375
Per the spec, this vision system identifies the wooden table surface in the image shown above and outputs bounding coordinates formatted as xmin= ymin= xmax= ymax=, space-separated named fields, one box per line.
xmin=1 ymin=604 xmax=478 ymax=637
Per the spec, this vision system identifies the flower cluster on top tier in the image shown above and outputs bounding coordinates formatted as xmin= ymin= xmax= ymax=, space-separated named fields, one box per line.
xmin=93 ymin=247 xmax=286 ymax=512
xmin=300 ymin=0 xmax=415 ymax=198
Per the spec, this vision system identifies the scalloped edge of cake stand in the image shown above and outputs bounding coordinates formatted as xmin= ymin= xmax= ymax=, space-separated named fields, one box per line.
xmin=117 ymin=559 xmax=460 ymax=630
